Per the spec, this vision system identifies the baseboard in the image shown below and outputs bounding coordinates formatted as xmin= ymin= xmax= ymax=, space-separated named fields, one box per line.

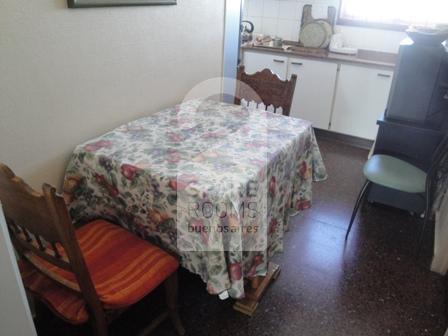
xmin=314 ymin=128 xmax=374 ymax=150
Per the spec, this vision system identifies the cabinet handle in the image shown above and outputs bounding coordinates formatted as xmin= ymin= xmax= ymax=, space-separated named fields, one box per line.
xmin=273 ymin=59 xmax=285 ymax=63
xmin=377 ymin=73 xmax=391 ymax=78
xmin=291 ymin=62 xmax=303 ymax=66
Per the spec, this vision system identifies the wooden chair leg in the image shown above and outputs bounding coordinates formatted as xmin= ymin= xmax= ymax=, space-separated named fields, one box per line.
xmin=164 ymin=272 xmax=185 ymax=336
xmin=34 ymin=299 xmax=51 ymax=323
xmin=90 ymin=311 xmax=108 ymax=336
xmin=345 ymin=180 xmax=371 ymax=241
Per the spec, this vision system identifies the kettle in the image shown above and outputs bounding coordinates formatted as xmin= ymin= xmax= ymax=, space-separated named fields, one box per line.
xmin=241 ymin=20 xmax=254 ymax=44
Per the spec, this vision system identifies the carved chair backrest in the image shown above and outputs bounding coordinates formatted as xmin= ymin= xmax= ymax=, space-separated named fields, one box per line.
xmin=0 ymin=163 xmax=104 ymax=321
xmin=235 ymin=65 xmax=297 ymax=116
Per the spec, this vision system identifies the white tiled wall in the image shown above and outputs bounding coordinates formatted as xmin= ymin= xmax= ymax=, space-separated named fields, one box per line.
xmin=242 ymin=0 xmax=407 ymax=53
xmin=243 ymin=0 xmax=339 ymax=41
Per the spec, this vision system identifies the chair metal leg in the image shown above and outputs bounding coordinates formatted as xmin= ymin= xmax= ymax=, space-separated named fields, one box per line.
xmin=417 ymin=193 xmax=432 ymax=258
xmin=345 ymin=181 xmax=372 ymax=241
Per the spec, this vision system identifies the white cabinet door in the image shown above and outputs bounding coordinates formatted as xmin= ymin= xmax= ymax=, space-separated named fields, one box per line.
xmin=288 ymin=57 xmax=338 ymax=129
xmin=331 ymin=64 xmax=393 ymax=140
xmin=243 ymin=51 xmax=288 ymax=79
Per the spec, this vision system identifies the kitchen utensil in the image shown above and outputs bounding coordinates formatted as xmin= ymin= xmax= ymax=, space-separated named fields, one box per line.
xmin=273 ymin=36 xmax=283 ymax=48
xmin=300 ymin=22 xmax=327 ymax=48
xmin=241 ymin=20 xmax=254 ymax=44
xmin=316 ymin=19 xmax=332 ymax=48
xmin=299 ymin=4 xmax=336 ymax=49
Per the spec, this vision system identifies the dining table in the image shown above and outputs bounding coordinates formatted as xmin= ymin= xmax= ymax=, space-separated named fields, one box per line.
xmin=63 ymin=99 xmax=327 ymax=311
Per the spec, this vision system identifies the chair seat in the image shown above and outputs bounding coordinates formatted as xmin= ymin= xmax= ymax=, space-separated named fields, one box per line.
xmin=19 ymin=260 xmax=89 ymax=325
xmin=363 ymin=155 xmax=427 ymax=194
xmin=22 ymin=219 xmax=179 ymax=324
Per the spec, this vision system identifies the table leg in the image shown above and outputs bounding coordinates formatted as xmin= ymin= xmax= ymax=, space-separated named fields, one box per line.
xmin=233 ymin=262 xmax=281 ymax=316
xmin=250 ymin=276 xmax=262 ymax=289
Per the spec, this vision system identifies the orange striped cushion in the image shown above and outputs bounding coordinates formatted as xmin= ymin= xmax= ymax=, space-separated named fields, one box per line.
xmin=19 ymin=260 xmax=88 ymax=325
xmin=29 ymin=219 xmax=179 ymax=310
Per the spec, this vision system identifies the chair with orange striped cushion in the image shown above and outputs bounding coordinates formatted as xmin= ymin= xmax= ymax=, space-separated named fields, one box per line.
xmin=0 ymin=163 xmax=185 ymax=336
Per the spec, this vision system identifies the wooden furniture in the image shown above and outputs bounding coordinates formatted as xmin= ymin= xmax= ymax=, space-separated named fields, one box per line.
xmin=233 ymin=262 xmax=281 ymax=316
xmin=62 ymin=99 xmax=327 ymax=317
xmin=235 ymin=65 xmax=297 ymax=116
xmin=345 ymin=132 xmax=448 ymax=254
xmin=243 ymin=49 xmax=395 ymax=140
xmin=0 ymin=163 xmax=185 ymax=336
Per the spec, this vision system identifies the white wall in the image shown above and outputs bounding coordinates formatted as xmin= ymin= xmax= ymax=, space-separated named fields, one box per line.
xmin=0 ymin=0 xmax=225 ymax=189
xmin=243 ymin=0 xmax=407 ymax=53
xmin=0 ymin=205 xmax=37 ymax=336
xmin=338 ymin=25 xmax=406 ymax=54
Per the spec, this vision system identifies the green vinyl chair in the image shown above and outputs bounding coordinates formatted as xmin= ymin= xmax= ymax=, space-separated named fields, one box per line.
xmin=345 ymin=132 xmax=448 ymax=253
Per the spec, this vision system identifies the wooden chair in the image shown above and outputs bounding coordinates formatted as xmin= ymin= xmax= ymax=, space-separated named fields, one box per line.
xmin=0 ymin=163 xmax=185 ymax=336
xmin=345 ymin=132 xmax=448 ymax=254
xmin=235 ymin=65 xmax=297 ymax=116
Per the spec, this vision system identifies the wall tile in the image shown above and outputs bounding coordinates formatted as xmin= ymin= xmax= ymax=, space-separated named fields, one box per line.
xmin=243 ymin=0 xmax=404 ymax=52
xmin=246 ymin=16 xmax=263 ymax=35
xmin=242 ymin=1 xmax=249 ymax=18
xmin=311 ymin=4 xmax=330 ymax=19
xmin=247 ymin=0 xmax=264 ymax=17
xmin=261 ymin=17 xmax=278 ymax=35
xmin=263 ymin=0 xmax=280 ymax=19
xmin=278 ymin=0 xmax=301 ymax=20
xmin=277 ymin=19 xmax=297 ymax=41
xmin=291 ymin=19 xmax=302 ymax=41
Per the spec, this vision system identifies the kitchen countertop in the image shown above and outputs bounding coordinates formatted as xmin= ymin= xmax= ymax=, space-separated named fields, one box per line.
xmin=242 ymin=43 xmax=397 ymax=69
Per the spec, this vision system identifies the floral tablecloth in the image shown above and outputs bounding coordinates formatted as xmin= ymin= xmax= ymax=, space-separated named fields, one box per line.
xmin=63 ymin=99 xmax=327 ymax=299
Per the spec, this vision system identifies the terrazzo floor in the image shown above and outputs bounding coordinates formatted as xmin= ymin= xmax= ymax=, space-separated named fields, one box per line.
xmin=35 ymin=138 xmax=447 ymax=336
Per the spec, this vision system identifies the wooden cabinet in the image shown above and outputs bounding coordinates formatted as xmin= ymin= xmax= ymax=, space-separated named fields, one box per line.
xmin=287 ymin=57 xmax=338 ymax=129
xmin=243 ymin=51 xmax=288 ymax=79
xmin=331 ymin=64 xmax=393 ymax=140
